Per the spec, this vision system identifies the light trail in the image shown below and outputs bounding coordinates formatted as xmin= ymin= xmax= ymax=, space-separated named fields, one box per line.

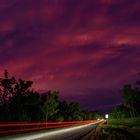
xmin=0 ymin=124 xmax=75 ymax=134
xmin=0 ymin=120 xmax=96 ymax=135
xmin=1 ymin=121 xmax=103 ymax=140
xmin=0 ymin=120 xmax=96 ymax=127
xmin=0 ymin=122 xmax=73 ymax=127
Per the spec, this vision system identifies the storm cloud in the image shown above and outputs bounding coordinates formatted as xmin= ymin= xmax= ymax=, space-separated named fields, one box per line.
xmin=0 ymin=0 xmax=140 ymax=112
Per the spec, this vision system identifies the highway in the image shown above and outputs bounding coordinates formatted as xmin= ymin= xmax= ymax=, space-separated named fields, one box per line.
xmin=0 ymin=120 xmax=103 ymax=140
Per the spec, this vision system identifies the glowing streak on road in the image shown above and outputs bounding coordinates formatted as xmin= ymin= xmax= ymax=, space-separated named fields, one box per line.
xmin=0 ymin=120 xmax=96 ymax=127
xmin=0 ymin=120 xmax=96 ymax=134
xmin=0 ymin=124 xmax=76 ymax=134
xmin=0 ymin=122 xmax=74 ymax=127
xmin=3 ymin=121 xmax=103 ymax=140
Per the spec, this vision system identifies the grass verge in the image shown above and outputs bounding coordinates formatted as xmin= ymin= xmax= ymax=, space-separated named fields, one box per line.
xmin=101 ymin=118 xmax=140 ymax=140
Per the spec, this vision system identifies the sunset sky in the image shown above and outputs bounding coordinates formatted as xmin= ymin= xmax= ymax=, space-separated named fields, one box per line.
xmin=0 ymin=0 xmax=140 ymax=112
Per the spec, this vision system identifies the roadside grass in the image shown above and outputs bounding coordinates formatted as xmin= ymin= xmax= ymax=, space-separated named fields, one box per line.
xmin=107 ymin=118 xmax=140 ymax=127
xmin=101 ymin=118 xmax=140 ymax=140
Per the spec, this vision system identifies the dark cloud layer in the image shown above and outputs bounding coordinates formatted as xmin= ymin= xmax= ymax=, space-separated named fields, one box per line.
xmin=0 ymin=0 xmax=140 ymax=112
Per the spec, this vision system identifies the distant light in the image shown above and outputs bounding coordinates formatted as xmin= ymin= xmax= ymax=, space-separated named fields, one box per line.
xmin=105 ymin=114 xmax=109 ymax=119
xmin=97 ymin=118 xmax=100 ymax=120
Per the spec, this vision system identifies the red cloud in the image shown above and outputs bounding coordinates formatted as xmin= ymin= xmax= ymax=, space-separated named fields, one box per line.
xmin=0 ymin=0 xmax=140 ymax=111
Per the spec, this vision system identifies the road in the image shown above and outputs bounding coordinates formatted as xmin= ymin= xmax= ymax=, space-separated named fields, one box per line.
xmin=0 ymin=120 xmax=103 ymax=140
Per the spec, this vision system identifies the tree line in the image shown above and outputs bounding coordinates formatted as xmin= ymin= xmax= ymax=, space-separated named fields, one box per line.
xmin=109 ymin=77 xmax=140 ymax=119
xmin=0 ymin=70 xmax=102 ymax=122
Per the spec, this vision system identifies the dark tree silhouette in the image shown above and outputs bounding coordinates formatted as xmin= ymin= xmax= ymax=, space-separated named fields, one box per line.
xmin=40 ymin=91 xmax=59 ymax=121
xmin=0 ymin=70 xmax=103 ymax=122
xmin=0 ymin=70 xmax=40 ymax=122
xmin=109 ymin=77 xmax=140 ymax=119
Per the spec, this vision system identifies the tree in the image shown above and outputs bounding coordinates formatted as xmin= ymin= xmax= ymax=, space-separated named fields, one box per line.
xmin=0 ymin=70 xmax=103 ymax=122
xmin=122 ymin=85 xmax=140 ymax=118
xmin=9 ymin=91 xmax=42 ymax=122
xmin=81 ymin=110 xmax=102 ymax=120
xmin=56 ymin=101 xmax=83 ymax=121
xmin=93 ymin=111 xmax=103 ymax=119
xmin=41 ymin=91 xmax=59 ymax=121
xmin=109 ymin=105 xmax=130 ymax=119
xmin=110 ymin=76 xmax=140 ymax=119
xmin=68 ymin=102 xmax=83 ymax=121
xmin=0 ymin=70 xmax=16 ymax=105
xmin=0 ymin=70 xmax=41 ymax=122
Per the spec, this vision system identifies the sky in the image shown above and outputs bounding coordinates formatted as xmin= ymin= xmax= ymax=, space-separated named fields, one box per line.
xmin=0 ymin=0 xmax=140 ymax=112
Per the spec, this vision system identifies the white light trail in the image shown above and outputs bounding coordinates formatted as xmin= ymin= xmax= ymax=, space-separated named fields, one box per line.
xmin=4 ymin=120 xmax=103 ymax=140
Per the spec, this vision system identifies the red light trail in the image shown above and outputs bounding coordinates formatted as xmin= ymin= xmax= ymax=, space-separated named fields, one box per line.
xmin=0 ymin=120 xmax=96 ymax=135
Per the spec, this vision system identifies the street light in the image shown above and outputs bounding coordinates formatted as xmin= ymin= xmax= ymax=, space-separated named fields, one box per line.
xmin=105 ymin=114 xmax=109 ymax=119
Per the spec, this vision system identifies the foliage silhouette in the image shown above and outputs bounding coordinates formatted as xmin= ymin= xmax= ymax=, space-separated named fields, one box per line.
xmin=110 ymin=78 xmax=140 ymax=119
xmin=0 ymin=71 xmax=102 ymax=122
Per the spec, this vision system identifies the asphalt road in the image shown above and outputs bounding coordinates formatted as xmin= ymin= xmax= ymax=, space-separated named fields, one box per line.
xmin=0 ymin=120 xmax=103 ymax=140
